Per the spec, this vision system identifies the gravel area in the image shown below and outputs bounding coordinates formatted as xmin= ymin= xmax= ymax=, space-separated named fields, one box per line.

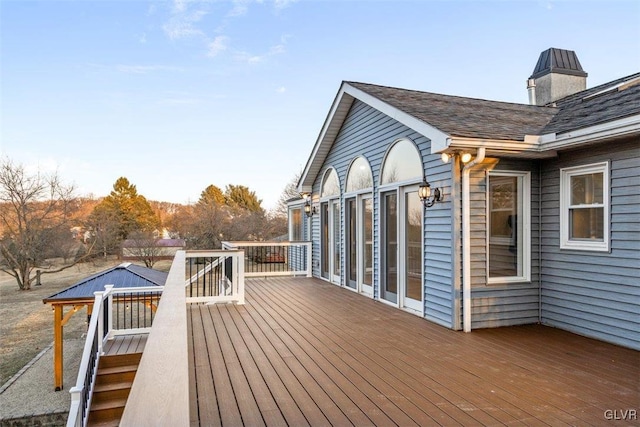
xmin=0 ymin=338 xmax=84 ymax=423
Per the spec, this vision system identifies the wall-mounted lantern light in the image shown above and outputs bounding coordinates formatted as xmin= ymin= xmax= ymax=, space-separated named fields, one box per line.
xmin=419 ymin=177 xmax=443 ymax=208
xmin=304 ymin=200 xmax=316 ymax=217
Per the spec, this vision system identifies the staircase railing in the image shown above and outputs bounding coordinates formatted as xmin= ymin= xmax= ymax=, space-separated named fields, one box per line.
xmin=66 ymin=285 xmax=163 ymax=427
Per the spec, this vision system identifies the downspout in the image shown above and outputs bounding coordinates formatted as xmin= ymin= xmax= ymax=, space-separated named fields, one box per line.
xmin=538 ymin=161 xmax=543 ymax=323
xmin=462 ymin=147 xmax=485 ymax=333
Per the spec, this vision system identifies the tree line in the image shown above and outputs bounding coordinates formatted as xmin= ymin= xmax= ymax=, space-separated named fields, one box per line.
xmin=0 ymin=158 xmax=291 ymax=290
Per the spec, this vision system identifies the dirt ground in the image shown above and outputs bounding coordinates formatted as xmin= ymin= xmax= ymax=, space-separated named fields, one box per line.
xmin=0 ymin=258 xmax=172 ymax=386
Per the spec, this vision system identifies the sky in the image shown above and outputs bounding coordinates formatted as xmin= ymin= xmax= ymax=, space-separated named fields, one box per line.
xmin=1 ymin=0 xmax=639 ymax=211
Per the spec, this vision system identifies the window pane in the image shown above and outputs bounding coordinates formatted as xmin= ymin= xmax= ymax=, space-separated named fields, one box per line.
xmin=381 ymin=140 xmax=422 ymax=184
xmin=489 ymin=175 xmax=522 ymax=279
xmin=291 ymin=208 xmax=302 ymax=241
xmin=362 ymin=198 xmax=373 ymax=286
xmin=346 ymin=157 xmax=373 ymax=192
xmin=570 ymin=208 xmax=604 ymax=240
xmin=321 ymin=169 xmax=340 ymax=197
xmin=405 ymin=192 xmax=422 ymax=301
xmin=571 ymin=173 xmax=603 ymax=205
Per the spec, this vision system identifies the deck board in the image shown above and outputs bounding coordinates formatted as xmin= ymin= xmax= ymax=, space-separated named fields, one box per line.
xmin=189 ymin=277 xmax=640 ymax=426
xmin=103 ymin=334 xmax=147 ymax=356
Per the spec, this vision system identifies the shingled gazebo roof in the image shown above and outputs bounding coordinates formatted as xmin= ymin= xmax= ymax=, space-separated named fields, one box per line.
xmin=43 ymin=262 xmax=168 ymax=304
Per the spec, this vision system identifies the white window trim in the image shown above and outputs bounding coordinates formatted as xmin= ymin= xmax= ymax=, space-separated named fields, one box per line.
xmin=288 ymin=203 xmax=305 ymax=242
xmin=486 ymin=171 xmax=531 ymax=284
xmin=560 ymin=161 xmax=610 ymax=252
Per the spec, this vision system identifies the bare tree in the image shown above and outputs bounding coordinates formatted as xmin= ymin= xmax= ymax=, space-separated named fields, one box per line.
xmin=123 ymin=230 xmax=163 ymax=268
xmin=273 ymin=170 xmax=302 ymax=218
xmin=0 ymin=159 xmax=94 ymax=290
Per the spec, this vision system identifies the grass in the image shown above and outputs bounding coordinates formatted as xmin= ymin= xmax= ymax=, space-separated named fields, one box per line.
xmin=0 ymin=257 xmax=172 ymax=386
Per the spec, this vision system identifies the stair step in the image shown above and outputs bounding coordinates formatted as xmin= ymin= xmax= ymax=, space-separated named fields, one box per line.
xmin=95 ymin=364 xmax=138 ymax=384
xmin=99 ymin=353 xmax=142 ymax=369
xmin=89 ymin=419 xmax=121 ymax=427
xmin=90 ymin=398 xmax=127 ymax=412
xmin=88 ymin=398 xmax=127 ymax=424
xmin=92 ymin=380 xmax=133 ymax=402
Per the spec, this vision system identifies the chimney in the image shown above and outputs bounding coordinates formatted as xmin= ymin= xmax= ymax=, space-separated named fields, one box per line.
xmin=527 ymin=48 xmax=587 ymax=106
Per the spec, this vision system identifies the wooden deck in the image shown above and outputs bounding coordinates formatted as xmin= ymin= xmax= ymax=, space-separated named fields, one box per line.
xmin=103 ymin=334 xmax=147 ymax=356
xmin=188 ymin=277 xmax=639 ymax=426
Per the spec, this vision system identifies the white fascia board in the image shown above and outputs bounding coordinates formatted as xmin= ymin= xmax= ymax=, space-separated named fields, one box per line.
xmin=538 ymin=114 xmax=640 ymax=151
xmin=342 ymin=84 xmax=451 ymax=152
xmin=298 ymin=83 xmax=354 ymax=194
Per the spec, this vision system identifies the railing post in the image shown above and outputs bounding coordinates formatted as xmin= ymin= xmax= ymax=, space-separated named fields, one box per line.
xmin=95 ymin=290 xmax=105 ymax=356
xmin=306 ymin=242 xmax=312 ymax=277
xmin=237 ymin=250 xmax=245 ymax=305
xmin=68 ymin=386 xmax=82 ymax=427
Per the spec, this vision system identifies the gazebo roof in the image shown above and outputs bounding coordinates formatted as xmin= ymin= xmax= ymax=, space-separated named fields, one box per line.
xmin=43 ymin=262 xmax=168 ymax=303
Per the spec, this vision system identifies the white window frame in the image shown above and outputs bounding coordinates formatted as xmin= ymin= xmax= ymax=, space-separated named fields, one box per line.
xmin=560 ymin=162 xmax=610 ymax=252
xmin=486 ymin=170 xmax=531 ymax=284
xmin=288 ymin=205 xmax=304 ymax=242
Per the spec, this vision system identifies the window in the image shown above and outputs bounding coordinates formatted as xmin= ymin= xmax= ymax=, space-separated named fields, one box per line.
xmin=321 ymin=169 xmax=340 ymax=197
xmin=289 ymin=207 xmax=303 ymax=241
xmin=560 ymin=162 xmax=609 ymax=251
xmin=380 ymin=139 xmax=422 ymax=185
xmin=346 ymin=156 xmax=373 ymax=193
xmin=488 ymin=171 xmax=530 ymax=283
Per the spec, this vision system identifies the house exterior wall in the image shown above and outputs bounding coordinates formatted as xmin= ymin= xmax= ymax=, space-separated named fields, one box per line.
xmin=466 ymin=158 xmax=542 ymax=329
xmin=539 ymin=137 xmax=640 ymax=350
xmin=308 ymin=100 xmax=456 ymax=327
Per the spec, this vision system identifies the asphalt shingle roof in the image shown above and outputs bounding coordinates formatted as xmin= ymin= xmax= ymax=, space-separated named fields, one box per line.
xmin=43 ymin=263 xmax=168 ymax=302
xmin=541 ymin=73 xmax=640 ymax=135
xmin=347 ymin=81 xmax=558 ymax=141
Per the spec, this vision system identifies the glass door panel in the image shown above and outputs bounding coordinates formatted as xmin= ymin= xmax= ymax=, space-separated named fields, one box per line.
xmin=332 ymin=200 xmax=341 ymax=282
xmin=381 ymin=191 xmax=398 ymax=304
xmin=346 ymin=198 xmax=357 ymax=289
xmin=361 ymin=197 xmax=373 ymax=293
xmin=403 ymin=190 xmax=423 ymax=311
xmin=321 ymin=202 xmax=329 ymax=279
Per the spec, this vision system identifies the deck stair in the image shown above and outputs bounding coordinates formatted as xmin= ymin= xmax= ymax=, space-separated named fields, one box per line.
xmin=87 ymin=353 xmax=142 ymax=426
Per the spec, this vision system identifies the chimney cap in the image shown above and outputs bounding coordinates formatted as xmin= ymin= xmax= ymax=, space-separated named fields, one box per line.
xmin=529 ymin=48 xmax=588 ymax=79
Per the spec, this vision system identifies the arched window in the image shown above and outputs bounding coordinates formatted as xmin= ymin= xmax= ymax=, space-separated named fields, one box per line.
xmin=321 ymin=168 xmax=340 ymax=197
xmin=346 ymin=157 xmax=373 ymax=192
xmin=380 ymin=139 xmax=422 ymax=185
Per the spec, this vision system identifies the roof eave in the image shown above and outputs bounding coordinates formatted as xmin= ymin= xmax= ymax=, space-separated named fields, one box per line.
xmin=445 ymin=136 xmax=557 ymax=159
xmin=539 ymin=114 xmax=640 ymax=151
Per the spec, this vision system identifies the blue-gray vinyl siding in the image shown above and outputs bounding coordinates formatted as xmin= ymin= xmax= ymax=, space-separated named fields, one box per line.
xmin=540 ymin=137 xmax=640 ymax=350
xmin=308 ymin=100 xmax=455 ymax=327
xmin=467 ymin=158 xmax=542 ymax=329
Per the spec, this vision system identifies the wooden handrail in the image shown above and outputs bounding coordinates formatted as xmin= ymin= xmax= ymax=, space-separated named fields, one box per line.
xmin=120 ymin=251 xmax=189 ymax=426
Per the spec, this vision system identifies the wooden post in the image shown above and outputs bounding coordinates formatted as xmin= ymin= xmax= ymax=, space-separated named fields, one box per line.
xmin=35 ymin=269 xmax=42 ymax=286
xmin=54 ymin=304 xmax=64 ymax=391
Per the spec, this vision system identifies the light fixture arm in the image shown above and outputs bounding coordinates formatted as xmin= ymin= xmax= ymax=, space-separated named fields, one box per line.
xmin=419 ymin=176 xmax=443 ymax=208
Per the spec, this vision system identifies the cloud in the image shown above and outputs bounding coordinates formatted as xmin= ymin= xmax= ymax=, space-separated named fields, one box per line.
xmin=274 ymin=0 xmax=298 ymax=9
xmin=139 ymin=33 xmax=147 ymax=44
xmin=234 ymin=39 xmax=287 ymax=64
xmin=207 ymin=36 xmax=229 ymax=57
xmin=115 ymin=65 xmax=182 ymax=74
xmin=229 ymin=0 xmax=251 ymax=17
xmin=163 ymin=4 xmax=208 ymax=40
xmin=276 ymin=86 xmax=286 ymax=93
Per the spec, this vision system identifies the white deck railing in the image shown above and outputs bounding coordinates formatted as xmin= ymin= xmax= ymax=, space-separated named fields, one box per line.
xmin=222 ymin=241 xmax=312 ymax=277
xmin=67 ymin=285 xmax=163 ymax=427
xmin=184 ymin=249 xmax=245 ymax=304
